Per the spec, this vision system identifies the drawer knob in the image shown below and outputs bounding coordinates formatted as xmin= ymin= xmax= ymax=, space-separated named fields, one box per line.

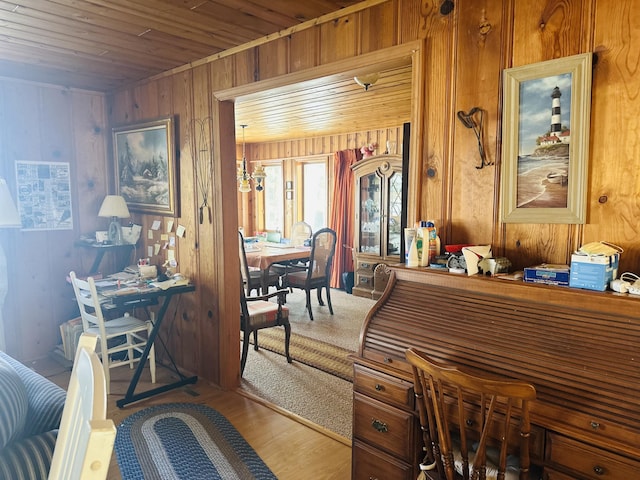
xmin=362 ymin=263 xmax=370 ymax=268
xmin=590 ymin=421 xmax=600 ymax=430
xmin=371 ymin=418 xmax=388 ymax=433
xmin=593 ymin=465 xmax=605 ymax=475
xmin=375 ymin=383 xmax=385 ymax=391
xmin=465 ymin=419 xmax=474 ymax=427
xmin=383 ymin=357 xmax=393 ymax=364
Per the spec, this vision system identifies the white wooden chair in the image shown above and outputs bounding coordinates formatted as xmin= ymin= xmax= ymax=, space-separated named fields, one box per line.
xmin=48 ymin=333 xmax=116 ymax=480
xmin=69 ymin=271 xmax=156 ymax=394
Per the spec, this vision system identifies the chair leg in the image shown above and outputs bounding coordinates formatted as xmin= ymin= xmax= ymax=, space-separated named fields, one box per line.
xmin=147 ymin=323 xmax=156 ymax=384
xmin=98 ymin=336 xmax=111 ymax=395
xmin=317 ymin=287 xmax=325 ymax=306
xmin=240 ymin=330 xmax=251 ymax=376
xmin=305 ymin=288 xmax=314 ymax=320
xmin=283 ymin=323 xmax=292 ymax=364
xmin=253 ymin=329 xmax=259 ymax=351
xmin=325 ymin=285 xmax=334 ymax=315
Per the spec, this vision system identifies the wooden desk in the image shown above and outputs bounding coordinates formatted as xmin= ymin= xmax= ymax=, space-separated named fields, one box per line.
xmin=245 ymin=244 xmax=310 ymax=292
xmin=100 ymin=283 xmax=197 ymax=408
xmin=352 ymin=266 xmax=640 ymax=479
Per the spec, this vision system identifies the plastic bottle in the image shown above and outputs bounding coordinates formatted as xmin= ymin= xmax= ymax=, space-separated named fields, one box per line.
xmin=417 ymin=227 xmax=429 ymax=266
xmin=426 ymin=221 xmax=437 ymax=265
xmin=404 ymin=228 xmax=417 ymax=264
xmin=407 ymin=235 xmax=419 ymax=267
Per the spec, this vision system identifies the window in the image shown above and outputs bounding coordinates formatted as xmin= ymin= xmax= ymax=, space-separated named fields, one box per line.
xmin=263 ymin=164 xmax=283 ymax=232
xmin=301 ymin=162 xmax=327 ymax=232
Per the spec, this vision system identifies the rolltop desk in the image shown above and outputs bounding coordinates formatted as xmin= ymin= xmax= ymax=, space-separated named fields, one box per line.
xmin=352 ymin=266 xmax=640 ymax=480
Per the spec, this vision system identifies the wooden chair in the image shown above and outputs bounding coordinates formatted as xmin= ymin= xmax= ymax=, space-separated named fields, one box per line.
xmin=69 ymin=271 xmax=156 ymax=395
xmin=290 ymin=221 xmax=313 ymax=247
xmin=48 ymin=333 xmax=116 ymax=480
xmin=405 ymin=347 xmax=538 ymax=480
xmin=283 ymin=227 xmax=337 ymax=320
xmin=239 ymin=230 xmax=281 ymax=296
xmin=271 ymin=221 xmax=313 ymax=277
xmin=240 ymin=277 xmax=291 ymax=376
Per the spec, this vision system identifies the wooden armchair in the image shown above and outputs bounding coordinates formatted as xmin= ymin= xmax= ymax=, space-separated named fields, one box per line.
xmin=240 ymin=279 xmax=292 ymax=376
xmin=283 ymin=227 xmax=336 ymax=320
xmin=405 ymin=347 xmax=538 ymax=480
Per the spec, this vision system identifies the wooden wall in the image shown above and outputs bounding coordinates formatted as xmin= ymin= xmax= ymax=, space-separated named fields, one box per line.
xmin=2 ymin=0 xmax=640 ymax=390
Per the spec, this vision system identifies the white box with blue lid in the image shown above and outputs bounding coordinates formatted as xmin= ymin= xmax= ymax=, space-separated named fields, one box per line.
xmin=569 ymin=252 xmax=619 ymax=291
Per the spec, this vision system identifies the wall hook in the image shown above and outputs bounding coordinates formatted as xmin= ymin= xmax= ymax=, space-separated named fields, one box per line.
xmin=457 ymin=107 xmax=493 ymax=169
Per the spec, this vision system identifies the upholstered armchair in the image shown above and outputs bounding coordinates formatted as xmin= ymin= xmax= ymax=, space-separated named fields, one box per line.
xmin=0 ymin=351 xmax=66 ymax=480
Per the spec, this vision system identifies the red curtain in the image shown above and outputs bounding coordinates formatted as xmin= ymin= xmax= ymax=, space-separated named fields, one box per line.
xmin=328 ymin=149 xmax=360 ymax=288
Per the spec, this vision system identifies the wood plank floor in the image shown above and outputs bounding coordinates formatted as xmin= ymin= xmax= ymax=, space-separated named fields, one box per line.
xmin=32 ymin=358 xmax=352 ymax=479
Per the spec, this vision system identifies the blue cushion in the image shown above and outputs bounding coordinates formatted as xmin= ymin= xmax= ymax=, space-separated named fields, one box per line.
xmin=0 ymin=356 xmax=28 ymax=450
xmin=0 ymin=429 xmax=57 ymax=480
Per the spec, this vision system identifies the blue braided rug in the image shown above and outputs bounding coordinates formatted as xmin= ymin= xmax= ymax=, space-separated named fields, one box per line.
xmin=115 ymin=403 xmax=277 ymax=479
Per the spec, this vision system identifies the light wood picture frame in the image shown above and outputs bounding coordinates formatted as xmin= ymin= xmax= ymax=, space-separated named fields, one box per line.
xmin=501 ymin=53 xmax=592 ymax=224
xmin=113 ymin=116 xmax=177 ymax=216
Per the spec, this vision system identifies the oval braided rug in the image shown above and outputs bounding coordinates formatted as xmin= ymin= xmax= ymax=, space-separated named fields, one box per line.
xmin=115 ymin=403 xmax=277 ymax=480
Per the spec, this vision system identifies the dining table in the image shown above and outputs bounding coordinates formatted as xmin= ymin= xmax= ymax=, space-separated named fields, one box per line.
xmin=245 ymin=243 xmax=311 ymax=294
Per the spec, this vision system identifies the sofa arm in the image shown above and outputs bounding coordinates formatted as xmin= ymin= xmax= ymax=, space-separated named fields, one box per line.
xmin=0 ymin=430 xmax=57 ymax=480
xmin=0 ymin=353 xmax=66 ymax=438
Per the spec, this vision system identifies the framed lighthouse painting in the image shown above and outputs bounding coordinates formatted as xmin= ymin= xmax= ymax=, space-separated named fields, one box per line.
xmin=501 ymin=53 xmax=592 ymax=224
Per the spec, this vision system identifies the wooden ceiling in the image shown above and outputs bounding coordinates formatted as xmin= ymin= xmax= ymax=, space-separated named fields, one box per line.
xmin=235 ymin=64 xmax=412 ymax=143
xmin=0 ymin=0 xmax=411 ymax=143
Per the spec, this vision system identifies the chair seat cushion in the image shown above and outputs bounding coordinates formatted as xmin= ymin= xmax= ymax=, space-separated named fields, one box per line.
xmin=246 ymin=301 xmax=289 ymax=329
xmin=0 ymin=357 xmax=28 ymax=449
xmin=453 ymin=442 xmax=532 ymax=480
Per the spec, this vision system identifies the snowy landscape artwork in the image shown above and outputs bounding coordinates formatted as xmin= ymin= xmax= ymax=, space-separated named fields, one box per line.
xmin=113 ymin=117 xmax=176 ymax=215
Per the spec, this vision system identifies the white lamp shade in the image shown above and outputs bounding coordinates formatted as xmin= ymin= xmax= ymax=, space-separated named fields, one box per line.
xmin=98 ymin=195 xmax=130 ymax=218
xmin=0 ymin=178 xmax=21 ymax=227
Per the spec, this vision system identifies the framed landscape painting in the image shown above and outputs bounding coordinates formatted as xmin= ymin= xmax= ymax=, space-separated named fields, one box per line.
xmin=501 ymin=53 xmax=592 ymax=224
xmin=113 ymin=116 xmax=177 ymax=216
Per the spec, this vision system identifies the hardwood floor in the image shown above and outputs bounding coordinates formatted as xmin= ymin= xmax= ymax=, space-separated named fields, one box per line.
xmin=32 ymin=358 xmax=352 ymax=479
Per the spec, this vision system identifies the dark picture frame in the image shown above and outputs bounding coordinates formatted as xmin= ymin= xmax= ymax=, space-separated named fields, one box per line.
xmin=501 ymin=53 xmax=592 ymax=224
xmin=113 ymin=116 xmax=177 ymax=216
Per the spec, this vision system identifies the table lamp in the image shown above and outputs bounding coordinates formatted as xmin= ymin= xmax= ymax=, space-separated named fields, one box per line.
xmin=98 ymin=195 xmax=130 ymax=245
xmin=0 ymin=178 xmax=21 ymax=351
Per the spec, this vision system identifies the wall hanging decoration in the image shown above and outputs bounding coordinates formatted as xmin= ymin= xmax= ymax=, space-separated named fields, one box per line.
xmin=501 ymin=53 xmax=592 ymax=224
xmin=457 ymin=107 xmax=492 ymax=169
xmin=113 ymin=116 xmax=177 ymax=216
xmin=15 ymin=160 xmax=73 ymax=230
xmin=186 ymin=117 xmax=213 ymax=224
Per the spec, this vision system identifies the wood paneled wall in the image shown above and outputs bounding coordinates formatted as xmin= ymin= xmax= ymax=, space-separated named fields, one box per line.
xmin=3 ymin=0 xmax=640 ymax=390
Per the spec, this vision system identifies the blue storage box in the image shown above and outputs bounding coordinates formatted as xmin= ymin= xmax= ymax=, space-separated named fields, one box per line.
xmin=523 ymin=264 xmax=570 ymax=286
xmin=569 ymin=253 xmax=619 ymax=291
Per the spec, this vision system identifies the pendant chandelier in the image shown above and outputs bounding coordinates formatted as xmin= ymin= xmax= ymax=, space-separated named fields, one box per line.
xmin=236 ymin=124 xmax=266 ymax=193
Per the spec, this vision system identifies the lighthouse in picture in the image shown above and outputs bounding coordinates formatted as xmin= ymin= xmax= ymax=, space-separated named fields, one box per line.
xmin=550 ymin=86 xmax=562 ymax=137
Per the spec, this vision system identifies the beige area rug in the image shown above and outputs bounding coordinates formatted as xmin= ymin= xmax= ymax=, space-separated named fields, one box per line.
xmin=240 ymin=288 xmax=377 ymax=439
xmin=246 ymin=329 xmax=353 ymax=381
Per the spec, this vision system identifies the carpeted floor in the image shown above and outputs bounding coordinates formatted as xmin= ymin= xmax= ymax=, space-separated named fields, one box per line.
xmin=240 ymin=288 xmax=376 ymax=439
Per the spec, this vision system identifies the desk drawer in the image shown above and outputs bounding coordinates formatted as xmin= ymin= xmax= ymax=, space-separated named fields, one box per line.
xmin=354 ymin=365 xmax=414 ymax=409
xmin=353 ymin=440 xmax=414 ymax=480
xmin=353 ymin=392 xmax=417 ymax=462
xmin=546 ymin=433 xmax=640 ymax=479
